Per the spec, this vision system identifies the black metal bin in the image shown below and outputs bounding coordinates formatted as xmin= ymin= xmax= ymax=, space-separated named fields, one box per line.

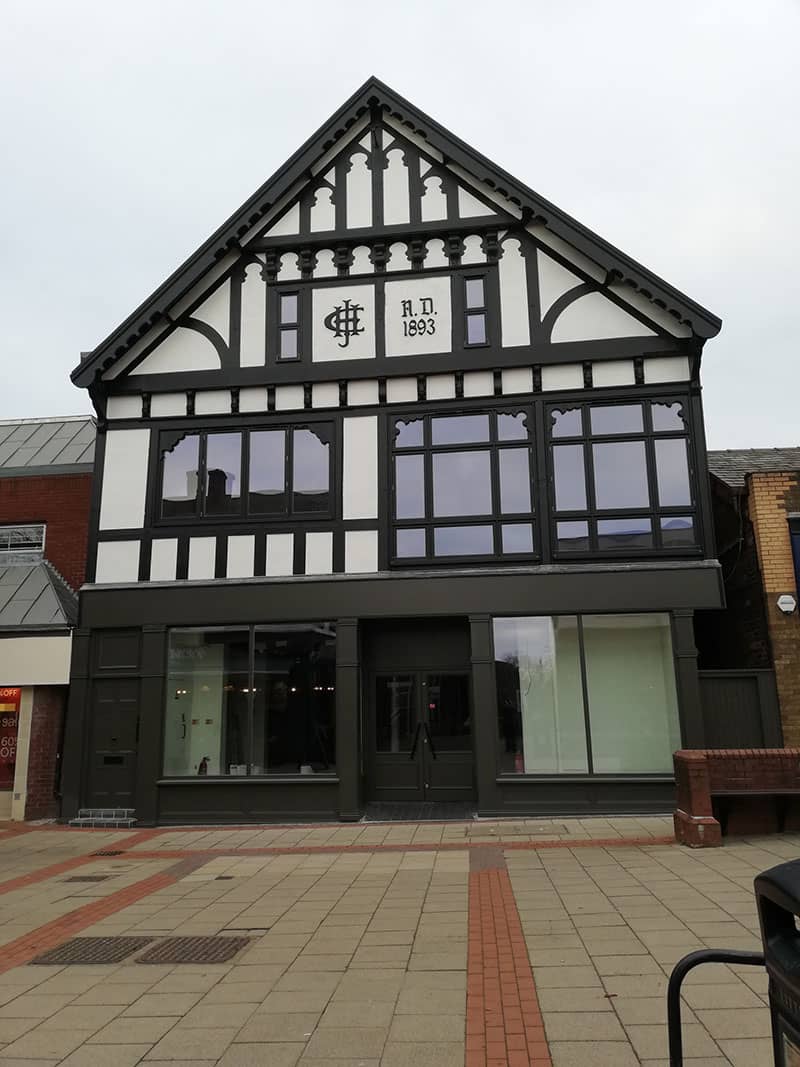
xmin=756 ymin=858 xmax=800 ymax=1066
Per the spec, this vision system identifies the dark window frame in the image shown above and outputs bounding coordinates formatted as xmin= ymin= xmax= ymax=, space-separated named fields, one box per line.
xmin=277 ymin=289 xmax=301 ymax=363
xmin=462 ymin=273 xmax=490 ymax=349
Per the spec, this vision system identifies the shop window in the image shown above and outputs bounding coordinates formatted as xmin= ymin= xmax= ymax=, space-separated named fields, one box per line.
xmin=493 ymin=613 xmax=680 ymax=776
xmin=0 ymin=524 xmax=45 ymax=564
xmin=548 ymin=400 xmax=697 ymax=555
xmin=163 ymin=624 xmax=336 ymax=777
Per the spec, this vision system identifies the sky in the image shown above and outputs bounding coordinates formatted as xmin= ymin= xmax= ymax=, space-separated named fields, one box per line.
xmin=1 ymin=0 xmax=798 ymax=448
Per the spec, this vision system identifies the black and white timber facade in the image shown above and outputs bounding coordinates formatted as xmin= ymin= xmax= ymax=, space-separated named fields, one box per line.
xmin=62 ymin=78 xmax=723 ymax=824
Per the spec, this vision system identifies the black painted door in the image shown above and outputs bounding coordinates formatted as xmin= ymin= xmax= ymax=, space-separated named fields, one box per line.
xmin=87 ymin=679 xmax=139 ymax=808
xmin=369 ymin=671 xmax=474 ymax=802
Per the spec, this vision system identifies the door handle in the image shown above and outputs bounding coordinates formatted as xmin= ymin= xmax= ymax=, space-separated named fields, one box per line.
xmin=424 ymin=722 xmax=437 ymax=760
xmin=409 ymin=722 xmax=422 ymax=760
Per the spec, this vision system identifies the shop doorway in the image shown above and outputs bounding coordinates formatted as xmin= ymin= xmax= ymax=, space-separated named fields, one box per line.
xmin=86 ymin=679 xmax=139 ymax=807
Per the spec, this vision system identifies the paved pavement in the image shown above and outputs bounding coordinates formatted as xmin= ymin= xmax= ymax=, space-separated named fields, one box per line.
xmin=0 ymin=816 xmax=792 ymax=1066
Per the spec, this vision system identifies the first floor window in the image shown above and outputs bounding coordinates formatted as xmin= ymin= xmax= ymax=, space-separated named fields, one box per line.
xmin=493 ymin=613 xmax=680 ymax=775
xmin=164 ymin=624 xmax=336 ymax=777
xmin=0 ymin=524 xmax=45 ymax=563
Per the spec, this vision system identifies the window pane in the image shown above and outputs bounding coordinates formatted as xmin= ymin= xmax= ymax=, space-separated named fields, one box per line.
xmin=164 ymin=629 xmax=250 ymax=776
xmin=589 ymin=404 xmax=643 ymax=436
xmin=434 ymin=525 xmax=493 ymax=556
xmin=279 ymin=328 xmax=298 ymax=360
xmin=395 ymin=419 xmax=424 ymax=448
xmin=592 ymin=442 xmax=649 ymax=509
xmin=431 ymin=414 xmax=490 ymax=445
xmin=557 ymin=521 xmax=590 ymax=552
xmin=583 ymin=614 xmax=680 ymax=772
xmin=655 ymin=438 xmax=691 ymax=507
xmin=395 ymin=455 xmax=425 ymax=519
xmin=292 ymin=429 xmax=329 ymax=513
xmin=252 ymin=624 xmax=336 ymax=774
xmin=466 ymin=312 xmax=487 ymax=345
xmin=161 ymin=435 xmax=200 ymax=518
xmin=205 ymin=433 xmax=242 ymax=516
xmin=661 ymin=517 xmax=695 ymax=547
xmin=552 ymin=445 xmax=587 ymax=511
xmin=426 ymin=674 xmax=471 ymax=751
xmin=396 ymin=528 xmax=426 ymax=558
xmin=551 ymin=408 xmax=582 ymax=438
xmin=652 ymin=402 xmax=684 ymax=432
xmin=433 ymin=451 xmax=491 ymax=516
xmin=501 ymin=523 xmax=533 ymax=553
xmin=493 ymin=616 xmax=588 ymax=774
xmin=498 ymin=413 xmax=529 ymax=441
xmin=499 ymin=448 xmax=532 ymax=513
xmin=465 ymin=278 xmax=484 ymax=309
xmin=597 ymin=518 xmax=653 ymax=550
xmin=375 ymin=675 xmax=415 ymax=753
xmin=249 ymin=431 xmax=286 ymax=515
xmin=280 ymin=293 xmax=298 ymax=324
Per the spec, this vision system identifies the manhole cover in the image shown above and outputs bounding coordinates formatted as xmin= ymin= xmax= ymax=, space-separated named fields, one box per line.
xmin=31 ymin=937 xmax=153 ymax=965
xmin=91 ymin=850 xmax=123 ymax=857
xmin=63 ymin=875 xmax=109 ymax=883
xmin=136 ymin=936 xmax=251 ymax=964
xmin=215 ymin=875 xmax=235 ymax=880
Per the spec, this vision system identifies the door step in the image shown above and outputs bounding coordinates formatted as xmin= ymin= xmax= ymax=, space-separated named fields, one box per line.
xmin=69 ymin=808 xmax=137 ymax=829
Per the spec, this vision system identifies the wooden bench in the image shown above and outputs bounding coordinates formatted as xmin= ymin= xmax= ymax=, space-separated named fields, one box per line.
xmin=673 ymin=749 xmax=800 ymax=847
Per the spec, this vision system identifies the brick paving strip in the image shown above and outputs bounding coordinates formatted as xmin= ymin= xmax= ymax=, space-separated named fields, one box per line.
xmin=0 ymin=854 xmax=209 ymax=975
xmin=468 ymin=846 xmax=552 ymax=1067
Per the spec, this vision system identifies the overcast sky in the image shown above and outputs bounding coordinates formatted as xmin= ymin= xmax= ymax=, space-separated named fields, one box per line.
xmin=1 ymin=0 xmax=797 ymax=448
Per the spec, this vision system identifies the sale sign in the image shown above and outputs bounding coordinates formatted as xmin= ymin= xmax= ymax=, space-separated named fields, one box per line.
xmin=0 ymin=687 xmax=21 ymax=791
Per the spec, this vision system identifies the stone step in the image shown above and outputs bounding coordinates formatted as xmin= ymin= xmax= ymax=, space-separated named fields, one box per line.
xmin=68 ymin=816 xmax=138 ymax=829
xmin=77 ymin=808 xmax=135 ymax=819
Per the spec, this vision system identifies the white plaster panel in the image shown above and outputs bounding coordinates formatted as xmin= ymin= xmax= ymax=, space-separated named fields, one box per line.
xmin=498 ymin=239 xmax=530 ymax=347
xmin=274 ymin=384 xmax=305 ymax=411
xmin=310 ymin=186 xmax=336 ymax=232
xmin=95 ymin=540 xmax=140 ymax=584
xmin=527 ymin=224 xmax=606 ymax=283
xmin=350 ymin=245 xmax=373 ymax=274
xmin=266 ymin=533 xmax=294 ymax=577
xmin=541 ymin=364 xmax=584 ymax=391
xmin=266 ymin=202 xmax=300 ymax=236
xmin=461 ymin=235 xmax=485 ymax=265
xmin=195 ymin=390 xmax=231 ymax=415
xmin=312 ymin=284 xmax=376 ymax=362
xmin=447 ymin=163 xmax=523 ymax=219
xmin=385 ymin=276 xmax=452 ymax=358
xmin=314 ymin=249 xmax=336 ymax=278
xmin=426 ymin=374 xmax=456 ymax=400
xmin=386 ymin=377 xmax=418 ymax=403
xmin=383 ymin=117 xmax=444 ymax=163
xmin=421 ymin=176 xmax=447 ymax=221
xmin=310 ymin=114 xmax=369 ymax=176
xmin=343 ymin=415 xmax=378 ymax=520
xmin=130 ymin=327 xmax=220 ymax=375
xmin=278 ymin=252 xmax=301 ymax=280
xmin=345 ymin=530 xmax=378 ymax=574
xmin=240 ymin=260 xmax=267 ymax=367
xmin=227 ymin=535 xmax=255 ymax=579
xmin=425 ymin=238 xmax=448 ymax=269
xmin=537 ymin=251 xmax=583 ymax=317
xmin=150 ymin=538 xmax=178 ymax=581
xmin=239 ymin=386 xmax=268 ymax=413
xmin=346 ymin=155 xmax=372 ymax=229
xmin=501 ymin=368 xmax=533 ymax=396
xmin=347 ymin=380 xmax=379 ymax=406
xmin=305 ymin=531 xmax=333 ymax=576
xmin=150 ymin=392 xmax=187 ymax=417
xmin=463 ymin=370 xmax=494 ymax=398
xmin=312 ymin=382 xmax=340 ymax=409
xmin=106 ymin=395 xmax=142 ymax=420
xmin=188 ymin=537 xmax=217 ymax=580
xmin=609 ymin=284 xmax=693 ymax=338
xmin=383 ymin=148 xmax=410 ymax=225
xmin=103 ymin=323 xmax=170 ymax=380
xmin=458 ymin=186 xmax=495 ymax=218
xmin=386 ymin=241 xmax=409 ymax=273
xmin=644 ymin=355 xmax=692 ymax=383
xmin=191 ymin=280 xmax=230 ymax=346
xmin=592 ymin=359 xmax=636 ymax=387
xmin=99 ymin=429 xmax=150 ymax=530
xmin=552 ymin=291 xmax=657 ymax=343
xmin=0 ymin=638 xmax=71 ymax=686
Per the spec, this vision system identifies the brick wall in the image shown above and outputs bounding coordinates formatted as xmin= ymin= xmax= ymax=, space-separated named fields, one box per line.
xmin=24 ymin=686 xmax=65 ymax=820
xmin=748 ymin=472 xmax=800 ymax=744
xmin=0 ymin=472 xmax=93 ymax=590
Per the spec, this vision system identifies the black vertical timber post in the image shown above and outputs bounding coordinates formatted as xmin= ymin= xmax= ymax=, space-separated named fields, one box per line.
xmin=469 ymin=614 xmax=499 ymax=815
xmin=672 ymin=610 xmax=705 ymax=749
xmin=60 ymin=627 xmax=92 ymax=821
xmin=136 ymin=625 xmax=166 ymax=826
xmin=336 ymin=617 xmax=361 ymax=821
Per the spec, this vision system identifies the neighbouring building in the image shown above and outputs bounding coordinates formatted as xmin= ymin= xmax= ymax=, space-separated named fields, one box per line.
xmin=694 ymin=449 xmax=800 ymax=747
xmin=0 ymin=416 xmax=95 ymax=820
xmin=61 ymin=78 xmax=724 ymax=825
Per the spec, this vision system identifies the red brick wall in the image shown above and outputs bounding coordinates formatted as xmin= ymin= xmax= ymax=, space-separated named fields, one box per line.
xmin=24 ymin=686 xmax=65 ymax=821
xmin=0 ymin=473 xmax=93 ymax=590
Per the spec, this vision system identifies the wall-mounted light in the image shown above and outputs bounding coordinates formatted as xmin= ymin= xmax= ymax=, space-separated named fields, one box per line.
xmin=777 ymin=594 xmax=797 ymax=615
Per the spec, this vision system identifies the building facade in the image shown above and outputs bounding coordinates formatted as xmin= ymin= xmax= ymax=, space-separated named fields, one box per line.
xmin=61 ymin=79 xmax=723 ymax=824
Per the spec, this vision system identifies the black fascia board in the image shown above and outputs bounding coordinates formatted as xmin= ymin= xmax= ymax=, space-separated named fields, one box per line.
xmin=72 ymin=75 xmax=721 ymax=389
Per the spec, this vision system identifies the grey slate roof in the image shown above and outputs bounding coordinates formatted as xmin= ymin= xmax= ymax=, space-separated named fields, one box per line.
xmin=708 ymin=448 xmax=800 ymax=490
xmin=0 ymin=416 xmax=95 ymax=476
xmin=0 ymin=563 xmax=77 ymax=631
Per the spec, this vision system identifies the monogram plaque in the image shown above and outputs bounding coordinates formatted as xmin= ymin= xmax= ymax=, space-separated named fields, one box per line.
xmin=312 ymin=285 xmax=376 ymax=361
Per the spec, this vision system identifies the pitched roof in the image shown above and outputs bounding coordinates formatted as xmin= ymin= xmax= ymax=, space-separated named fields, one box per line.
xmin=0 ymin=562 xmax=77 ymax=632
xmin=72 ymin=76 xmax=721 ymax=388
xmin=0 ymin=416 xmax=95 ymax=477
xmin=708 ymin=448 xmax=800 ymax=490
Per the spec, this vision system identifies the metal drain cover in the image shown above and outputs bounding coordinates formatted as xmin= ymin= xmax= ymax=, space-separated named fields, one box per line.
xmin=136 ymin=936 xmax=251 ymax=964
xmin=91 ymin=850 xmax=123 ymax=857
xmin=31 ymin=937 xmax=154 ymax=965
xmin=63 ymin=875 xmax=109 ymax=883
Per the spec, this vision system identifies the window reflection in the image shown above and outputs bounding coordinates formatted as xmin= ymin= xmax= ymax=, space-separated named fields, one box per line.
xmin=499 ymin=450 xmax=532 ymax=513
xmin=661 ymin=517 xmax=695 ymax=547
xmin=205 ymin=433 xmax=241 ymax=516
xmin=592 ymin=442 xmax=649 ymax=509
xmin=396 ymin=528 xmax=426 ymax=558
xmin=501 ymin=523 xmax=533 ymax=553
xmin=655 ymin=439 xmax=691 ymax=507
xmin=597 ymin=518 xmax=653 ymax=550
xmin=249 ymin=431 xmax=286 ymax=515
xmin=551 ymin=409 xmax=582 ymax=438
xmin=652 ymin=403 xmax=684 ymax=432
xmin=553 ymin=445 xmax=587 ymax=511
xmin=433 ymin=451 xmax=492 ymax=517
xmin=589 ymin=404 xmax=643 ymax=436
xmin=395 ymin=419 xmax=424 ymax=448
xmin=395 ymin=455 xmax=425 ymax=519
xmin=292 ymin=429 xmax=329 ymax=513
xmin=161 ymin=435 xmax=200 ymax=518
xmin=498 ymin=413 xmax=528 ymax=441
xmin=434 ymin=525 xmax=493 ymax=556
xmin=557 ymin=521 xmax=590 ymax=552
xmin=431 ymin=414 xmax=490 ymax=446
